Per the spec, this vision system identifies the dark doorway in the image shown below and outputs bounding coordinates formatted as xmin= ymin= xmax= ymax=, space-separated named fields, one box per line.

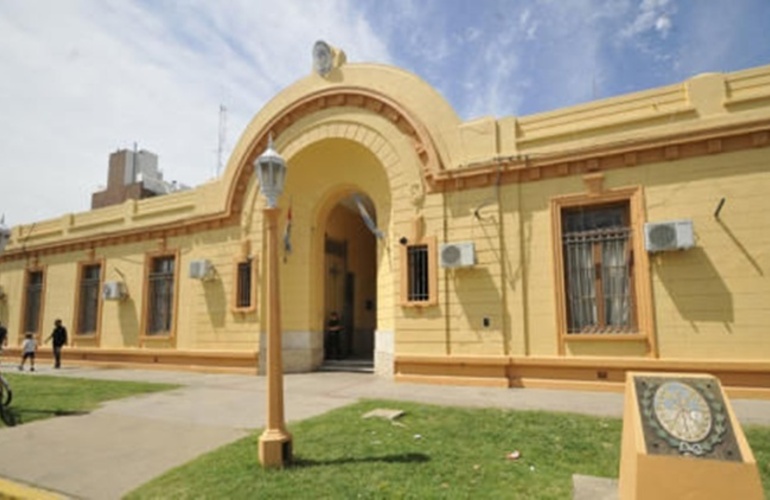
xmin=322 ymin=193 xmax=377 ymax=365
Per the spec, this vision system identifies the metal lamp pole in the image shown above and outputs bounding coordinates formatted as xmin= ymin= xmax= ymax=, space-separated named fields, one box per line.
xmin=254 ymin=136 xmax=292 ymax=467
xmin=0 ymin=217 xmax=10 ymax=326
xmin=0 ymin=216 xmax=10 ymax=254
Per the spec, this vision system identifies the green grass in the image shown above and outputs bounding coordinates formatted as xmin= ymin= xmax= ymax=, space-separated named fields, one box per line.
xmin=127 ymin=400 xmax=770 ymax=499
xmin=0 ymin=372 xmax=179 ymax=426
xmin=128 ymin=400 xmax=621 ymax=499
xmin=748 ymin=425 xmax=770 ymax=497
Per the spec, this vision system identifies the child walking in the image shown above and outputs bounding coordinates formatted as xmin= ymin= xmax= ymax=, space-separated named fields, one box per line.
xmin=19 ymin=333 xmax=36 ymax=372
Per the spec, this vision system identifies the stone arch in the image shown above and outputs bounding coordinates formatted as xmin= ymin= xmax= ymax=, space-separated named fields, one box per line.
xmin=238 ymin=114 xmax=423 ymax=237
xmin=226 ymin=86 xmax=447 ymax=222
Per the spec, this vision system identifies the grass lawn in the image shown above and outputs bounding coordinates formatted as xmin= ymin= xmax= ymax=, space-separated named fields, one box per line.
xmin=125 ymin=399 xmax=770 ymax=499
xmin=0 ymin=372 xmax=179 ymax=426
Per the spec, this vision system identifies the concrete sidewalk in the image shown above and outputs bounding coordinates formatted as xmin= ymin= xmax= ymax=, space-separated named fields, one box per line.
xmin=1 ymin=365 xmax=769 ymax=499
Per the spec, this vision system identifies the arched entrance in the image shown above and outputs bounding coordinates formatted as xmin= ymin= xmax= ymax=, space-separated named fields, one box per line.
xmin=277 ymin=136 xmax=393 ymax=374
xmin=321 ymin=193 xmax=378 ymax=363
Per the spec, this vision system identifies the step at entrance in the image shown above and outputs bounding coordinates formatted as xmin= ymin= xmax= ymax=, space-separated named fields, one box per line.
xmin=320 ymin=358 xmax=374 ymax=373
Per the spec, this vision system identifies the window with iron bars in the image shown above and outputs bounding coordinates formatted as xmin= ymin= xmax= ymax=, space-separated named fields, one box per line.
xmin=235 ymin=259 xmax=253 ymax=310
xmin=407 ymin=244 xmax=430 ymax=302
xmin=562 ymin=202 xmax=636 ymax=334
xmin=24 ymin=270 xmax=44 ymax=334
xmin=77 ymin=264 xmax=101 ymax=335
xmin=401 ymin=236 xmax=437 ymax=306
xmin=147 ymin=256 xmax=175 ymax=335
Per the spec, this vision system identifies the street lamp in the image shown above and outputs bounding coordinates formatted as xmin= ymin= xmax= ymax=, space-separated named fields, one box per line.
xmin=255 ymin=135 xmax=292 ymax=467
xmin=0 ymin=216 xmax=10 ymax=254
xmin=0 ymin=216 xmax=9 ymax=302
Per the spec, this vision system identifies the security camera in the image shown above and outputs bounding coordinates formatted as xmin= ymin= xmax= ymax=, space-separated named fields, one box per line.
xmin=399 ymin=236 xmax=408 ymax=246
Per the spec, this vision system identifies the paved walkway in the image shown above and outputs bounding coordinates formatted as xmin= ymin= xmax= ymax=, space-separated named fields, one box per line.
xmin=1 ymin=364 xmax=769 ymax=499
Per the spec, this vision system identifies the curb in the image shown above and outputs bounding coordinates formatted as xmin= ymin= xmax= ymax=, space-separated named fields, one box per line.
xmin=0 ymin=476 xmax=69 ymax=499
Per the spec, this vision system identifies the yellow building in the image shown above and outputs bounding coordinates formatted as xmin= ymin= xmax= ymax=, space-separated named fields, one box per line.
xmin=1 ymin=49 xmax=769 ymax=396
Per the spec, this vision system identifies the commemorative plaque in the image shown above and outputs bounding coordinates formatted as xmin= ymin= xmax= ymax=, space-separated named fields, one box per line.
xmin=618 ymin=372 xmax=763 ymax=500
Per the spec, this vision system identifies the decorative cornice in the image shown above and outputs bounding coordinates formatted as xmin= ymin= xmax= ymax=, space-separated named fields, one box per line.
xmin=2 ymin=113 xmax=768 ymax=263
xmin=434 ymin=118 xmax=770 ymax=192
xmin=0 ymin=212 xmax=239 ymax=263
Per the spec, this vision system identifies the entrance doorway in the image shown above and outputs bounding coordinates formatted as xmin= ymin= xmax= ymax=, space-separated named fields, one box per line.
xmin=322 ymin=193 xmax=378 ymax=362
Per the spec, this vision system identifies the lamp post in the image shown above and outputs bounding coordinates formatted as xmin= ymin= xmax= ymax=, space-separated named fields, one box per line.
xmin=255 ymin=135 xmax=292 ymax=467
xmin=0 ymin=216 xmax=10 ymax=254
xmin=0 ymin=216 xmax=10 ymax=303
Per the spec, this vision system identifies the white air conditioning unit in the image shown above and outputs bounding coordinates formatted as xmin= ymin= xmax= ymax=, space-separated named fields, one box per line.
xmin=644 ymin=219 xmax=694 ymax=252
xmin=189 ymin=259 xmax=214 ymax=280
xmin=102 ymin=281 xmax=127 ymax=301
xmin=440 ymin=241 xmax=476 ymax=268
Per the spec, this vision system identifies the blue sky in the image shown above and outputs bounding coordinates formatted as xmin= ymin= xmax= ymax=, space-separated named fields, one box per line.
xmin=1 ymin=0 xmax=769 ymax=227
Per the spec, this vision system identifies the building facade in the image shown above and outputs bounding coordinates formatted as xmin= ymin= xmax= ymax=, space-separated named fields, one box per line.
xmin=1 ymin=55 xmax=769 ymax=396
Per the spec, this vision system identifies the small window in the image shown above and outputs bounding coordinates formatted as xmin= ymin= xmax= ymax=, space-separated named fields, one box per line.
xmin=233 ymin=258 xmax=256 ymax=311
xmin=401 ymin=236 xmax=437 ymax=306
xmin=24 ymin=269 xmax=44 ymax=334
xmin=147 ymin=255 xmax=176 ymax=335
xmin=77 ymin=263 xmax=102 ymax=335
xmin=407 ymin=245 xmax=429 ymax=301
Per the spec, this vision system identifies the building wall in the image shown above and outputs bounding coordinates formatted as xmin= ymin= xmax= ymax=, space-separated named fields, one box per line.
xmin=393 ymin=147 xmax=770 ymax=362
xmin=640 ymin=148 xmax=770 ymax=360
xmin=1 ymin=60 xmax=769 ymax=392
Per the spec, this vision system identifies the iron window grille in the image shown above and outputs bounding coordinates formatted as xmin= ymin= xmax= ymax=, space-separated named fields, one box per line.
xmin=147 ymin=256 xmax=175 ymax=335
xmin=77 ymin=264 xmax=101 ymax=334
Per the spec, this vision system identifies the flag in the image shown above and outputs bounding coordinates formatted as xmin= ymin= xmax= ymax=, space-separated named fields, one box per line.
xmin=354 ymin=195 xmax=384 ymax=240
xmin=283 ymin=200 xmax=292 ymax=262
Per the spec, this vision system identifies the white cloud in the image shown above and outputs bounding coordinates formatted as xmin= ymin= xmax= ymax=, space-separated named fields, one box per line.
xmin=0 ymin=0 xmax=390 ymax=227
xmin=461 ymin=29 xmax=521 ymax=120
xmin=0 ymin=0 xmax=766 ymax=231
xmin=655 ymin=15 xmax=672 ymax=34
xmin=519 ymin=8 xmax=539 ymax=40
xmin=670 ymin=0 xmax=765 ymax=77
xmin=622 ymin=0 xmax=676 ymax=38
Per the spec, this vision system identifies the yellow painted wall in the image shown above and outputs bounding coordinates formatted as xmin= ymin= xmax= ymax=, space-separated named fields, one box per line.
xmin=615 ymin=148 xmax=770 ymax=360
xmin=0 ymin=60 xmax=769 ymax=377
xmin=174 ymin=227 xmax=259 ymax=351
xmin=439 ymin=188 xmax=507 ymax=355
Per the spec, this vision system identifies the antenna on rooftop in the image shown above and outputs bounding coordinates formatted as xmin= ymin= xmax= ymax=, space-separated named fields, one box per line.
xmin=216 ymin=104 xmax=228 ymax=177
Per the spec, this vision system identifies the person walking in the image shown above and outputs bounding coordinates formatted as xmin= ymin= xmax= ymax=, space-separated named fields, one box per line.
xmin=0 ymin=321 xmax=7 ymax=353
xmin=18 ymin=333 xmax=36 ymax=372
xmin=45 ymin=319 xmax=68 ymax=369
xmin=0 ymin=321 xmax=8 ymax=365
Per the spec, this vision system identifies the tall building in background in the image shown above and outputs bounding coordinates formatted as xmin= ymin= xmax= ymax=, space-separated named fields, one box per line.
xmin=91 ymin=149 xmax=186 ymax=209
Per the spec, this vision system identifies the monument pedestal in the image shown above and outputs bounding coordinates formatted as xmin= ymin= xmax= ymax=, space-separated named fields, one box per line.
xmin=618 ymin=372 xmax=763 ymax=499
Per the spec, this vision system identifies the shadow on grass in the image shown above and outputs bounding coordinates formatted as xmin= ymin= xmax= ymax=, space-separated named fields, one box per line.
xmin=292 ymin=452 xmax=430 ymax=468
